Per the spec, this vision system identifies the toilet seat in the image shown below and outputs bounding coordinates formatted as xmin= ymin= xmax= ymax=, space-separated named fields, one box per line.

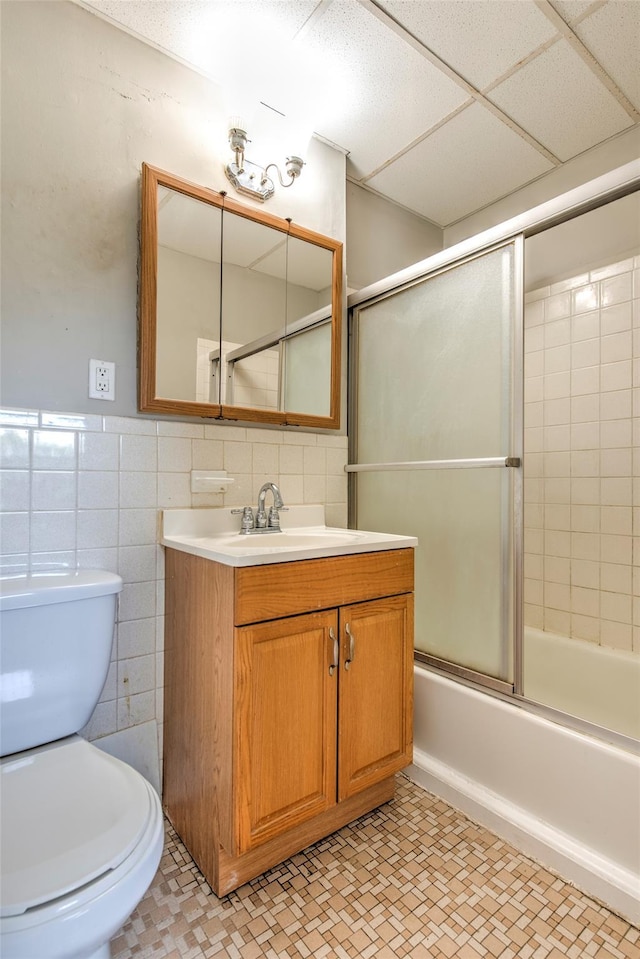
xmin=1 ymin=736 xmax=154 ymax=918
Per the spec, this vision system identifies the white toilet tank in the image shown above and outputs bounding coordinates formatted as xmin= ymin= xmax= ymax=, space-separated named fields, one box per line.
xmin=0 ymin=570 xmax=122 ymax=757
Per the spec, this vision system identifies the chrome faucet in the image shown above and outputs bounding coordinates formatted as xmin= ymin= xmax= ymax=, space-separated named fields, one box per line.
xmin=231 ymin=482 xmax=287 ymax=534
xmin=256 ymin=482 xmax=285 ymax=530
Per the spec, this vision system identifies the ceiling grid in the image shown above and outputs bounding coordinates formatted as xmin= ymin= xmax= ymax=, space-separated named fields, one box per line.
xmin=536 ymin=0 xmax=640 ymax=121
xmin=359 ymin=0 xmax=562 ymax=170
xmin=76 ymin=0 xmax=640 ymax=228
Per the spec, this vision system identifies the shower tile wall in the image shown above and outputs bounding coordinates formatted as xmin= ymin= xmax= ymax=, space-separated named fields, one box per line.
xmin=523 ymin=254 xmax=640 ymax=654
xmin=0 ymin=407 xmax=348 ymax=762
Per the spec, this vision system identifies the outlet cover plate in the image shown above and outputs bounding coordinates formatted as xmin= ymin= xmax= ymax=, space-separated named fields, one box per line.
xmin=89 ymin=359 xmax=115 ymax=401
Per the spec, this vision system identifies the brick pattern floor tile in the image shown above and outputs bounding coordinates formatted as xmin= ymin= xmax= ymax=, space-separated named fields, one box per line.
xmin=112 ymin=776 xmax=639 ymax=959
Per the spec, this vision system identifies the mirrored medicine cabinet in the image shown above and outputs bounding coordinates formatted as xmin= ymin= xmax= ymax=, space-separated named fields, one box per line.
xmin=138 ymin=163 xmax=343 ymax=429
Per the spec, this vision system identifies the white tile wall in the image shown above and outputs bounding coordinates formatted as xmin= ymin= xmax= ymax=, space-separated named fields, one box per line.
xmin=0 ymin=408 xmax=348 ymax=768
xmin=523 ymin=253 xmax=640 ymax=654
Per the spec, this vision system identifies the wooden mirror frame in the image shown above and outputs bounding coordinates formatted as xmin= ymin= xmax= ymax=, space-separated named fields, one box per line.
xmin=138 ymin=163 xmax=343 ymax=429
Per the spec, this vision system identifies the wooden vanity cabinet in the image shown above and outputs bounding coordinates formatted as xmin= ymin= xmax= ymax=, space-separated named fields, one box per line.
xmin=163 ymin=547 xmax=414 ymax=896
xmin=337 ymin=595 xmax=413 ymax=801
xmin=234 ymin=609 xmax=338 ymax=851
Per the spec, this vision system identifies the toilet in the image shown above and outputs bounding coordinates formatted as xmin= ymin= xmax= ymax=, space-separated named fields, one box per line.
xmin=0 ymin=570 xmax=164 ymax=959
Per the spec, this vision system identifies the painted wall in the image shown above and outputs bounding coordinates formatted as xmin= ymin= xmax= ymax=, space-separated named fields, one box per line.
xmin=346 ymin=181 xmax=442 ymax=291
xmin=0 ymin=0 xmax=348 ymax=784
xmin=0 ymin=0 xmax=346 ymax=419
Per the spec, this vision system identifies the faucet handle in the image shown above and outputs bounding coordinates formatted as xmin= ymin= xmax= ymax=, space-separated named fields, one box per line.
xmin=231 ymin=506 xmax=255 ymax=532
xmin=267 ymin=505 xmax=286 ymax=530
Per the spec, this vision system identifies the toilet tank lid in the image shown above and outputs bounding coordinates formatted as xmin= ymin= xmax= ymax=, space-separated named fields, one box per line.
xmin=0 ymin=570 xmax=123 ymax=611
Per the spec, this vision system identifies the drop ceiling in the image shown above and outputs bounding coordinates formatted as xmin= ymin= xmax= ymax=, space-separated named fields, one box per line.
xmin=77 ymin=0 xmax=640 ymax=229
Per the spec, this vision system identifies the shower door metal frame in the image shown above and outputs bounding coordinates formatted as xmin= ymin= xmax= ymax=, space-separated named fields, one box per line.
xmin=348 ymin=237 xmax=523 ymax=695
xmin=347 ymin=159 xmax=640 ymax=700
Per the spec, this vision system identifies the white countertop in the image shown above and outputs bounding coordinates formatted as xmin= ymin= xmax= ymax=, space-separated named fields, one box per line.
xmin=161 ymin=505 xmax=417 ymax=568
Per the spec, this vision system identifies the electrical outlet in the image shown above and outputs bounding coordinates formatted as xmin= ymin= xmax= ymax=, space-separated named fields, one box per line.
xmin=89 ymin=359 xmax=115 ymax=401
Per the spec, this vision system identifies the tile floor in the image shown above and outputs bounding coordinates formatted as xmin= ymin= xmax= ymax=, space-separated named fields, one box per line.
xmin=112 ymin=775 xmax=640 ymax=959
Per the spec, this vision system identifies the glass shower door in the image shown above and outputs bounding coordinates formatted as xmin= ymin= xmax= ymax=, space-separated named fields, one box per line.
xmin=349 ymin=241 xmax=521 ymax=690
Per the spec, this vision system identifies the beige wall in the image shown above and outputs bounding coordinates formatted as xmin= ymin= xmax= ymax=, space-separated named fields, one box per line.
xmin=346 ymin=181 xmax=442 ymax=291
xmin=0 ymin=0 xmax=346 ymax=418
xmin=0 ymin=0 xmax=348 ymax=783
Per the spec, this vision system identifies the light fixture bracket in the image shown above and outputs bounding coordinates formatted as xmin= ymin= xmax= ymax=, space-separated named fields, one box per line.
xmin=225 ymin=158 xmax=275 ymax=202
xmin=224 ymin=125 xmax=304 ymax=202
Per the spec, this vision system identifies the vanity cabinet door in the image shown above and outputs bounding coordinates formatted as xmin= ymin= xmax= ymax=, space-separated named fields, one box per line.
xmin=234 ymin=610 xmax=339 ymax=853
xmin=337 ymin=595 xmax=414 ymax=801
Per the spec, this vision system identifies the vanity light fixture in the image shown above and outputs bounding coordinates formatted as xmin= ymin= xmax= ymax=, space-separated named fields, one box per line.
xmin=224 ymin=125 xmax=304 ymax=202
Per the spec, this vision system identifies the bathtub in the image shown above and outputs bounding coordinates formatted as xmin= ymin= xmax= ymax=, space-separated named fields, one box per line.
xmin=408 ymin=663 xmax=640 ymax=925
xmin=523 ymin=626 xmax=640 ymax=741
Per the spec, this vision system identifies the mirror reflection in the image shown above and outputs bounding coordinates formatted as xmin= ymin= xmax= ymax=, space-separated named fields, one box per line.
xmin=219 ymin=222 xmax=333 ymax=413
xmin=139 ymin=164 xmax=342 ymax=429
xmin=156 ymin=188 xmax=222 ymax=404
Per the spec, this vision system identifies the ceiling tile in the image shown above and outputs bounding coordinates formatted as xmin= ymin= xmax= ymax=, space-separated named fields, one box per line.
xmin=366 ymin=103 xmax=553 ymax=227
xmin=300 ymin=0 xmax=469 ymax=177
xmin=488 ymin=39 xmax=634 ymax=161
xmin=575 ymin=0 xmax=640 ymax=111
xmin=83 ymin=1 xmax=316 ymax=66
xmin=77 ymin=0 xmax=640 ymax=227
xmin=377 ymin=0 xmax=557 ymax=89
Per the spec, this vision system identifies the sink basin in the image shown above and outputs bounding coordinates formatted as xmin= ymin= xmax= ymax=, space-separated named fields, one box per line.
xmin=208 ymin=528 xmax=367 ymax=552
xmin=161 ymin=506 xmax=417 ymax=567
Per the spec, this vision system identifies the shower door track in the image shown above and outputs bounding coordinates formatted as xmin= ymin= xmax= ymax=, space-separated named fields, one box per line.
xmin=414 ymin=652 xmax=515 ymax=695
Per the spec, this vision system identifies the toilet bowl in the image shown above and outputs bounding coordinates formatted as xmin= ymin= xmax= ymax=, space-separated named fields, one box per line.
xmin=0 ymin=571 xmax=164 ymax=959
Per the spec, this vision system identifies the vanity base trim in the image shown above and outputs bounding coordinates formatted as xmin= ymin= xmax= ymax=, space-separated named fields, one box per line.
xmin=166 ymin=776 xmax=396 ymax=897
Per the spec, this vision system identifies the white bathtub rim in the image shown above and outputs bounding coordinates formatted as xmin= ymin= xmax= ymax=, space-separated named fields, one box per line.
xmin=525 ymin=625 xmax=640 ymax=667
xmin=523 ymin=625 xmax=640 ymax=741
xmin=409 ymin=747 xmax=640 ymax=927
xmin=421 ymin=657 xmax=640 ymax=757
